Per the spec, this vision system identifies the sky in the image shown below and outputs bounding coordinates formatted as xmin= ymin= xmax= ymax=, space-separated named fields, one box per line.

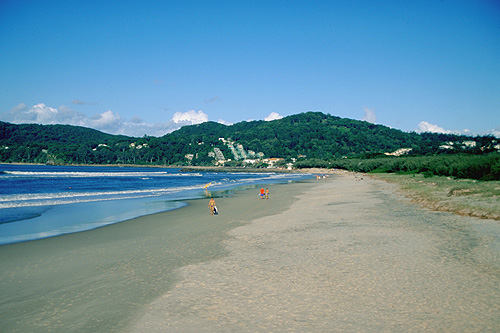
xmin=1 ymin=0 xmax=499 ymax=138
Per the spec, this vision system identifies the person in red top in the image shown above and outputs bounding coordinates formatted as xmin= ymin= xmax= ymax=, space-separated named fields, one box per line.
xmin=260 ymin=187 xmax=265 ymax=199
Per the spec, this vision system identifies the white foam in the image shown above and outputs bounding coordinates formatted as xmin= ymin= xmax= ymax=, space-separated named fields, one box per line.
xmin=2 ymin=171 xmax=202 ymax=178
xmin=0 ymin=184 xmax=203 ymax=208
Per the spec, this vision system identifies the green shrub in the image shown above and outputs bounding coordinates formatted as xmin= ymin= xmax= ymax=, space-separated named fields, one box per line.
xmin=329 ymin=153 xmax=500 ymax=181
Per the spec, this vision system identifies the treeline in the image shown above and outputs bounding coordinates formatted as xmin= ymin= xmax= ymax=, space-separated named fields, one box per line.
xmin=147 ymin=112 xmax=492 ymax=161
xmin=296 ymin=153 xmax=500 ymax=181
xmin=177 ymin=112 xmax=424 ymax=159
xmin=1 ymin=112 xmax=499 ymax=179
xmin=0 ymin=121 xmax=237 ymax=166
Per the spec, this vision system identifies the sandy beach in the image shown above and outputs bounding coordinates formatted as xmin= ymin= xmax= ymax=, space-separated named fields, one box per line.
xmin=0 ymin=181 xmax=309 ymax=332
xmin=1 ymin=173 xmax=499 ymax=332
xmin=129 ymin=173 xmax=500 ymax=332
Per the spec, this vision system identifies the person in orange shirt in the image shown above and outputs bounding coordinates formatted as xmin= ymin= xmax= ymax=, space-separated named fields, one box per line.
xmin=260 ymin=187 xmax=265 ymax=199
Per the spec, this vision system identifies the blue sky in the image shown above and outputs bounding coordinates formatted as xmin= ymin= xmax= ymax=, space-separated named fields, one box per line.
xmin=1 ymin=0 xmax=499 ymax=137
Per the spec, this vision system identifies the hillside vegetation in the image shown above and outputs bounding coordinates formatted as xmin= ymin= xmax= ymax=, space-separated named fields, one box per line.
xmin=325 ymin=154 xmax=500 ymax=181
xmin=1 ymin=112 xmax=498 ymax=180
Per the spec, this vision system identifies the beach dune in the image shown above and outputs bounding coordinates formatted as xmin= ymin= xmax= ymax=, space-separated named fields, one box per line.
xmin=1 ymin=174 xmax=499 ymax=332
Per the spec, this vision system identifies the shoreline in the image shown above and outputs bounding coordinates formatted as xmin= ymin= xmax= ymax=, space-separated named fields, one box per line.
xmin=0 ymin=179 xmax=317 ymax=332
xmin=180 ymin=165 xmax=334 ymax=174
xmin=0 ymin=161 xmax=333 ymax=175
xmin=0 ymin=165 xmax=315 ymax=246
xmin=2 ymin=158 xmax=499 ymax=219
xmin=0 ymin=162 xmax=180 ymax=169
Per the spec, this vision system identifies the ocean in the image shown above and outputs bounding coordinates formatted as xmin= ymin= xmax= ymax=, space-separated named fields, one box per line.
xmin=0 ymin=164 xmax=311 ymax=245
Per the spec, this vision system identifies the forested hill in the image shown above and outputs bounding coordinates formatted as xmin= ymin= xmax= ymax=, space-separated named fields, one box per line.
xmin=165 ymin=112 xmax=478 ymax=159
xmin=0 ymin=112 xmax=494 ymax=166
xmin=169 ymin=112 xmax=419 ymax=158
xmin=0 ymin=122 xmax=132 ymax=145
xmin=0 ymin=122 xmax=134 ymax=165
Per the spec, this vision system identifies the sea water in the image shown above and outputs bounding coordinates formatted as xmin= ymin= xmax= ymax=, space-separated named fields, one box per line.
xmin=0 ymin=164 xmax=310 ymax=245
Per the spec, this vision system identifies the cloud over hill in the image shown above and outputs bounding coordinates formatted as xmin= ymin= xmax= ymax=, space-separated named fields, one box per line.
xmin=1 ymin=103 xmax=212 ymax=137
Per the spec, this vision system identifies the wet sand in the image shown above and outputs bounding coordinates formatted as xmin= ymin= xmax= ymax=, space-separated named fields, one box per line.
xmin=1 ymin=174 xmax=499 ymax=332
xmin=0 ymin=182 xmax=309 ymax=332
xmin=130 ymin=174 xmax=500 ymax=332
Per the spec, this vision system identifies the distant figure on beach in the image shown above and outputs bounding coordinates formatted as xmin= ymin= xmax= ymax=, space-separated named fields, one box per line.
xmin=260 ymin=187 xmax=265 ymax=199
xmin=208 ymin=197 xmax=218 ymax=215
xmin=265 ymin=188 xmax=269 ymax=199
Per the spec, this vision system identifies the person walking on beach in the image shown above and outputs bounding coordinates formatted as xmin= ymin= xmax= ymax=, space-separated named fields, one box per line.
xmin=260 ymin=187 xmax=265 ymax=199
xmin=208 ymin=197 xmax=217 ymax=215
xmin=265 ymin=188 xmax=269 ymax=199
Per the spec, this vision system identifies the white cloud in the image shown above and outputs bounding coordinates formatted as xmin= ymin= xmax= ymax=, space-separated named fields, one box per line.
xmin=5 ymin=103 xmax=87 ymax=125
xmin=172 ymin=110 xmax=208 ymax=124
xmin=490 ymin=127 xmax=500 ymax=138
xmin=417 ymin=121 xmax=452 ymax=134
xmin=361 ymin=107 xmax=376 ymax=123
xmin=89 ymin=110 xmax=122 ymax=128
xmin=416 ymin=122 xmax=500 ymax=138
xmin=12 ymin=102 xmax=27 ymax=112
xmin=0 ymin=103 xmax=213 ymax=137
xmin=28 ymin=103 xmax=58 ymax=122
xmin=417 ymin=121 xmax=500 ymax=138
xmin=108 ymin=119 xmax=184 ymax=137
xmin=264 ymin=112 xmax=283 ymax=121
xmin=217 ymin=119 xmax=233 ymax=126
xmin=130 ymin=116 xmax=143 ymax=123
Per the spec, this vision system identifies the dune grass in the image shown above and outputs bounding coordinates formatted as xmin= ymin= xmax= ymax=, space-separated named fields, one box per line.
xmin=371 ymin=173 xmax=500 ymax=221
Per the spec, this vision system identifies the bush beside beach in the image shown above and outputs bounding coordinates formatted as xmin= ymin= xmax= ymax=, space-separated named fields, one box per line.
xmin=371 ymin=173 xmax=500 ymax=221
